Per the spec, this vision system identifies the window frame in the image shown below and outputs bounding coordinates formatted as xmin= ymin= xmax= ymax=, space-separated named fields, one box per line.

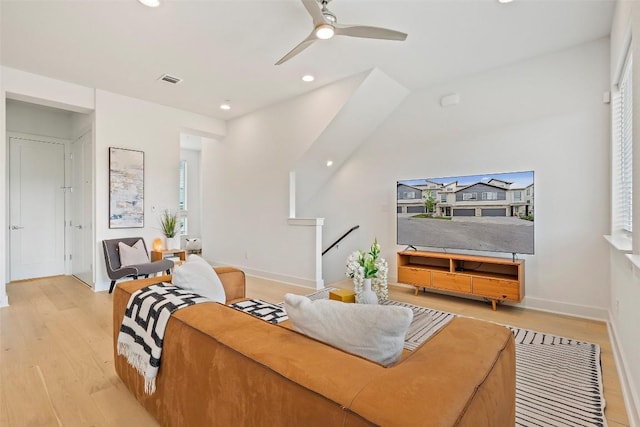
xmin=179 ymin=160 xmax=188 ymax=235
xmin=612 ymin=46 xmax=633 ymax=236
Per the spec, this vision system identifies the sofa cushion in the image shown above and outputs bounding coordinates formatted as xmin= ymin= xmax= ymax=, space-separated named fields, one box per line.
xmin=284 ymin=293 xmax=413 ymax=366
xmin=172 ymin=257 xmax=226 ymax=303
xmin=118 ymin=239 xmax=149 ymax=266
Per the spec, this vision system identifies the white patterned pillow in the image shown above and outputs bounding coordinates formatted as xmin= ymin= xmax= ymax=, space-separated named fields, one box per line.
xmin=284 ymin=294 xmax=413 ymax=367
xmin=118 ymin=239 xmax=150 ymax=266
xmin=172 ymin=257 xmax=226 ymax=303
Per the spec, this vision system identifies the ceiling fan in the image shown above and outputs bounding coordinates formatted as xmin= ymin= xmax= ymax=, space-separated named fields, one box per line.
xmin=275 ymin=0 xmax=408 ymax=65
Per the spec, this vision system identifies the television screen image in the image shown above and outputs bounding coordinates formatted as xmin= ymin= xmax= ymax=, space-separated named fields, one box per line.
xmin=397 ymin=171 xmax=534 ymax=255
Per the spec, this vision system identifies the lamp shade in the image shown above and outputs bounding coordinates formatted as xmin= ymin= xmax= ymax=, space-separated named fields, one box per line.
xmin=153 ymin=238 xmax=164 ymax=251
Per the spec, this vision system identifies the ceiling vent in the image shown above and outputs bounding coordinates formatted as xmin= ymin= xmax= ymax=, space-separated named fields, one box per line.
xmin=158 ymin=74 xmax=183 ymax=84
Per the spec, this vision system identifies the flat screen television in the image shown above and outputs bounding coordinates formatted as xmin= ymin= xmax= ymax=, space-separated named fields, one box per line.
xmin=397 ymin=171 xmax=534 ymax=255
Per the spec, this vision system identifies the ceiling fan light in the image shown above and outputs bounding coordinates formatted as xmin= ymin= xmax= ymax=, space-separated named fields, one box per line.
xmin=138 ymin=0 xmax=160 ymax=7
xmin=315 ymin=24 xmax=335 ymax=40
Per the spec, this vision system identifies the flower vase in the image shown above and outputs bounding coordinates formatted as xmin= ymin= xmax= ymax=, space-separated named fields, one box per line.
xmin=357 ymin=278 xmax=379 ymax=305
xmin=165 ymin=236 xmax=180 ymax=250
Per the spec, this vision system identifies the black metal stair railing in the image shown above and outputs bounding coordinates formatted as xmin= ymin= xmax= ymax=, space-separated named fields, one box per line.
xmin=322 ymin=225 xmax=359 ymax=256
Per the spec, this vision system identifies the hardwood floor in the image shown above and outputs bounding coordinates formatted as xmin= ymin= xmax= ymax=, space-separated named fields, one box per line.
xmin=0 ymin=275 xmax=630 ymax=426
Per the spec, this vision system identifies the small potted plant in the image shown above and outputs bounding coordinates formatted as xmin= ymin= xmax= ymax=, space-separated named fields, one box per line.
xmin=160 ymin=210 xmax=179 ymax=249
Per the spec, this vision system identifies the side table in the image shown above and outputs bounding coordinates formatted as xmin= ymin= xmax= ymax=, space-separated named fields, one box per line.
xmin=151 ymin=249 xmax=187 ymax=267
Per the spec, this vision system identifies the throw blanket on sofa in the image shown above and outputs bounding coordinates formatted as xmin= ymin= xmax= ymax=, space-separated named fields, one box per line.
xmin=117 ymin=283 xmax=209 ymax=394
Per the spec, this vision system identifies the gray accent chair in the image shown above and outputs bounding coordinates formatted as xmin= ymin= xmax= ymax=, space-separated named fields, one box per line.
xmin=102 ymin=237 xmax=174 ymax=294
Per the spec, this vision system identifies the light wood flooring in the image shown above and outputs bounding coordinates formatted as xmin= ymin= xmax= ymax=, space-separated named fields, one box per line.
xmin=0 ymin=275 xmax=630 ymax=426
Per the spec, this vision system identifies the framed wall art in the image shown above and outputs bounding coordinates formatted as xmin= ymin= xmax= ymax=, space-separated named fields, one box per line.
xmin=109 ymin=147 xmax=144 ymax=228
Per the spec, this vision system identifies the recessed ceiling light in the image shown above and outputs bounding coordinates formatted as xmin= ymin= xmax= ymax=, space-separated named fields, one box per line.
xmin=220 ymin=101 xmax=231 ymax=111
xmin=326 ymin=160 xmax=334 ymax=167
xmin=302 ymin=75 xmax=315 ymax=82
xmin=498 ymin=0 xmax=513 ymax=3
xmin=138 ymin=0 xmax=160 ymax=7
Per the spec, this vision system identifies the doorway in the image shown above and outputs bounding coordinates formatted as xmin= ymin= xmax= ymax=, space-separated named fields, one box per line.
xmin=6 ymin=99 xmax=94 ymax=286
xmin=9 ymin=135 xmax=66 ymax=280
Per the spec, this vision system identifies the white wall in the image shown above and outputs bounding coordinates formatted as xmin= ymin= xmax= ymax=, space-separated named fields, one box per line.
xmin=70 ymin=110 xmax=93 ymax=140
xmin=3 ymin=67 xmax=94 ymax=113
xmin=180 ymin=148 xmax=201 ymax=238
xmin=608 ymin=2 xmax=640 ymax=424
xmin=6 ymin=99 xmax=73 ymax=138
xmin=94 ymin=90 xmax=225 ymax=291
xmin=201 ymin=73 xmax=365 ymax=287
xmin=306 ymin=39 xmax=611 ymax=319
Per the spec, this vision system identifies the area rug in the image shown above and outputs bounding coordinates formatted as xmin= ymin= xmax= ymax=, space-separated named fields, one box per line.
xmin=284 ymin=288 xmax=607 ymax=427
xmin=508 ymin=326 xmax=606 ymax=427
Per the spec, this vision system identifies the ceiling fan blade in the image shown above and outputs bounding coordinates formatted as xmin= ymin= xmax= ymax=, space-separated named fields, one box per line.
xmin=275 ymin=32 xmax=317 ymax=65
xmin=301 ymin=0 xmax=327 ymax=27
xmin=334 ymin=24 xmax=407 ymax=41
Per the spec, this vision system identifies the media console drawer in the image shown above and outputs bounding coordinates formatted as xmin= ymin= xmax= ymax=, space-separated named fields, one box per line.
xmin=398 ymin=267 xmax=431 ymax=287
xmin=432 ymin=272 xmax=471 ymax=293
xmin=473 ymin=277 xmax=520 ymax=301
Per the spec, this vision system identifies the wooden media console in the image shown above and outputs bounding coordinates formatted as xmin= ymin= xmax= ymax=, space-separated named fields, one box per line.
xmin=397 ymin=251 xmax=524 ymax=310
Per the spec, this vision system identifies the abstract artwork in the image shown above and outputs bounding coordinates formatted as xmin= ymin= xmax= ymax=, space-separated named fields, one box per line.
xmin=109 ymin=147 xmax=144 ymax=228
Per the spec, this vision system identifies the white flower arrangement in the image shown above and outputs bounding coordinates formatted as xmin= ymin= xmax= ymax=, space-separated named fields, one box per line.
xmin=345 ymin=239 xmax=389 ymax=301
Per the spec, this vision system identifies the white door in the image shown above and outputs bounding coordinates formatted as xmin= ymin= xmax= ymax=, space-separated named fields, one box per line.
xmin=10 ymin=137 xmax=66 ymax=280
xmin=70 ymin=132 xmax=93 ymax=286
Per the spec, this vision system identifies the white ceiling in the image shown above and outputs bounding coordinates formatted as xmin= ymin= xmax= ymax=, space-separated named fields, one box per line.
xmin=1 ymin=0 xmax=614 ymax=120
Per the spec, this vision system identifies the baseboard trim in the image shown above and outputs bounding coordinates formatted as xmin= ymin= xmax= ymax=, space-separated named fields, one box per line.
xmin=517 ymin=296 xmax=609 ymax=321
xmin=609 ymin=312 xmax=640 ymax=427
xmin=210 ymin=261 xmax=321 ymax=290
xmin=94 ymin=280 xmax=110 ymax=293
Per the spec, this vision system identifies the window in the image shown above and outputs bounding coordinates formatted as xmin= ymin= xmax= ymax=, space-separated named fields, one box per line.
xmin=481 ymin=192 xmax=497 ymax=201
xmin=405 ymin=191 xmax=417 ymax=199
xmin=179 ymin=160 xmax=188 ymax=234
xmin=462 ymin=192 xmax=477 ymax=201
xmin=514 ymin=192 xmax=522 ymax=201
xmin=440 ymin=194 xmax=447 ymax=203
xmin=612 ymin=49 xmax=633 ymax=233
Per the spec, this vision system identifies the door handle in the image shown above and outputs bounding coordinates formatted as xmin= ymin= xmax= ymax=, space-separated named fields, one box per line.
xmin=10 ymin=225 xmax=24 ymax=230
xmin=74 ymin=225 xmax=83 ymax=229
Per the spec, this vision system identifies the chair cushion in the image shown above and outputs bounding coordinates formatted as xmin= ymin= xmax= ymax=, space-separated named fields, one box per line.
xmin=132 ymin=260 xmax=174 ymax=276
xmin=119 ymin=239 xmax=150 ymax=266
xmin=284 ymin=294 xmax=413 ymax=367
xmin=172 ymin=257 xmax=226 ymax=303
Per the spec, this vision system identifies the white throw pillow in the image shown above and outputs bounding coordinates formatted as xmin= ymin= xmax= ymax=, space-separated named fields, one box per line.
xmin=187 ymin=254 xmax=209 ymax=265
xmin=172 ymin=258 xmax=226 ymax=303
xmin=118 ymin=239 xmax=150 ymax=266
xmin=284 ymin=294 xmax=413 ymax=367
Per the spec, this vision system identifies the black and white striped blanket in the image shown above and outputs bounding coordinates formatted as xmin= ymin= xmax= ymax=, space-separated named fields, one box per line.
xmin=117 ymin=283 xmax=209 ymax=394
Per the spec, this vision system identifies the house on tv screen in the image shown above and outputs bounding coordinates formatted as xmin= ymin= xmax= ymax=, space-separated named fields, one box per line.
xmin=397 ymin=178 xmax=534 ymax=219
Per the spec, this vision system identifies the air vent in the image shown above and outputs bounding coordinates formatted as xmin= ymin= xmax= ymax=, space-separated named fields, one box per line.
xmin=158 ymin=74 xmax=183 ymax=84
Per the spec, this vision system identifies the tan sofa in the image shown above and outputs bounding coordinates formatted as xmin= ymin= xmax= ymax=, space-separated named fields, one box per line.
xmin=113 ymin=267 xmax=516 ymax=426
